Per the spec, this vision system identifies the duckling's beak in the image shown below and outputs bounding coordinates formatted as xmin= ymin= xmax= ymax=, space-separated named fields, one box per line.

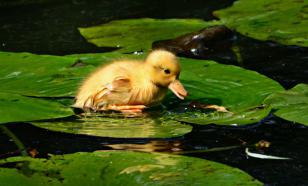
xmin=168 ymin=80 xmax=188 ymax=100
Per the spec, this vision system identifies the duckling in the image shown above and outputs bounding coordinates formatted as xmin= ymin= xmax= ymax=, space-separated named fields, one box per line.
xmin=74 ymin=50 xmax=188 ymax=113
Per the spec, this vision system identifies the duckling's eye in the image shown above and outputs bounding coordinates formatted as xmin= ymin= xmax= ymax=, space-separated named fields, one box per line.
xmin=164 ymin=69 xmax=171 ymax=74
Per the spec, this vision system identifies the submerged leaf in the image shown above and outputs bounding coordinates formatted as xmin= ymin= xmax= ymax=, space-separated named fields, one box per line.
xmin=214 ymin=0 xmax=308 ymax=47
xmin=78 ymin=18 xmax=219 ymax=53
xmin=0 ymin=151 xmax=262 ymax=185
xmin=0 ymin=93 xmax=73 ymax=124
xmin=264 ymin=84 xmax=308 ymax=125
xmin=32 ymin=113 xmax=192 ymax=138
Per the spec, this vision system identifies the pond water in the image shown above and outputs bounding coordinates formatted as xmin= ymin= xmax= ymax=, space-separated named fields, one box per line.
xmin=0 ymin=0 xmax=308 ymax=185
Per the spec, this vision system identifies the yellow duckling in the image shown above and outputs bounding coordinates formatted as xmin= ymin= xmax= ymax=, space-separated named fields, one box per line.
xmin=74 ymin=50 xmax=188 ymax=113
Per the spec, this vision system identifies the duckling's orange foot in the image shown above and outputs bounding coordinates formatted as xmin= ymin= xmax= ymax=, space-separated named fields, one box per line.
xmin=205 ymin=105 xmax=231 ymax=113
xmin=106 ymin=105 xmax=147 ymax=114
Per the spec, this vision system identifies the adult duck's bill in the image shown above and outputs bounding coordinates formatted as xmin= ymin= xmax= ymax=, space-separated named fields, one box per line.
xmin=168 ymin=80 xmax=188 ymax=100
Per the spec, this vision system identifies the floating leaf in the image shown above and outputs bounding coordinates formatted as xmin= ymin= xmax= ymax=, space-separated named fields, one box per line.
xmin=67 ymin=52 xmax=145 ymax=66
xmin=174 ymin=105 xmax=272 ymax=126
xmin=78 ymin=18 xmax=219 ymax=53
xmin=1 ymin=51 xmax=282 ymax=126
xmin=264 ymin=84 xmax=308 ymax=125
xmin=0 ymin=51 xmax=93 ymax=97
xmin=214 ymin=0 xmax=308 ymax=47
xmin=164 ymin=58 xmax=282 ymax=125
xmin=0 ymin=151 xmax=262 ymax=185
xmin=67 ymin=53 xmax=283 ymax=126
xmin=179 ymin=59 xmax=283 ymax=110
xmin=32 ymin=113 xmax=192 ymax=138
xmin=69 ymin=52 xmax=283 ymax=125
xmin=70 ymin=52 xmax=283 ymax=112
xmin=0 ymin=93 xmax=73 ymax=124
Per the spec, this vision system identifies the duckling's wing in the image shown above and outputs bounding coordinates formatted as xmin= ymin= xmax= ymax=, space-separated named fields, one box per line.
xmin=90 ymin=76 xmax=132 ymax=109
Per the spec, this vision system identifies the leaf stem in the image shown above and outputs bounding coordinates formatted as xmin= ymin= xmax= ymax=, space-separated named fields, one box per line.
xmin=231 ymin=45 xmax=244 ymax=66
xmin=0 ymin=125 xmax=28 ymax=157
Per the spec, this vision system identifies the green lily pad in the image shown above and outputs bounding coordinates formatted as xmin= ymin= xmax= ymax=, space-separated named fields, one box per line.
xmin=32 ymin=113 xmax=192 ymax=138
xmin=71 ymin=53 xmax=283 ymax=112
xmin=67 ymin=52 xmax=145 ymax=66
xmin=1 ymin=51 xmax=282 ymax=126
xmin=78 ymin=18 xmax=219 ymax=53
xmin=0 ymin=92 xmax=73 ymax=124
xmin=167 ymin=58 xmax=282 ymax=125
xmin=174 ymin=105 xmax=272 ymax=126
xmin=264 ymin=84 xmax=308 ymax=125
xmin=214 ymin=0 xmax=308 ymax=47
xmin=179 ymin=59 xmax=283 ymax=110
xmin=0 ymin=151 xmax=262 ymax=186
xmin=0 ymin=51 xmax=93 ymax=97
xmin=67 ymin=53 xmax=282 ymax=112
xmin=68 ymin=53 xmax=283 ymax=126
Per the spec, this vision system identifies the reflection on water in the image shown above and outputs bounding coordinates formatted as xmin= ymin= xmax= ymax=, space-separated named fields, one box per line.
xmin=105 ymin=140 xmax=183 ymax=153
xmin=31 ymin=112 xmax=192 ymax=138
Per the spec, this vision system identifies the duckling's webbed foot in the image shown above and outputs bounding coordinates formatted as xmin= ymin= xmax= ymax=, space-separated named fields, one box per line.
xmin=205 ymin=105 xmax=230 ymax=113
xmin=106 ymin=104 xmax=147 ymax=113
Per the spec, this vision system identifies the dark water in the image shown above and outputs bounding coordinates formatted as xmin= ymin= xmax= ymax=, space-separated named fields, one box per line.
xmin=0 ymin=0 xmax=308 ymax=185
xmin=0 ymin=0 xmax=232 ymax=55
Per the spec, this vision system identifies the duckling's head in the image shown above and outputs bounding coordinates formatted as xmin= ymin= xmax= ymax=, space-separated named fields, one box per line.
xmin=145 ymin=50 xmax=188 ymax=99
